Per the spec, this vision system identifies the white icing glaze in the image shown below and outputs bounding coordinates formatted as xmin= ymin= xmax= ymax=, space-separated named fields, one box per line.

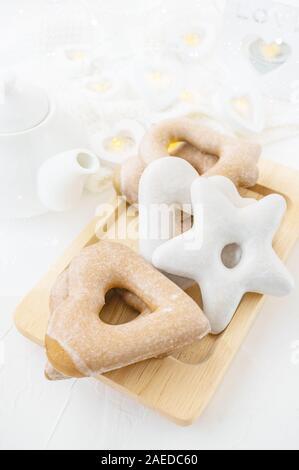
xmin=152 ymin=176 xmax=294 ymax=334
xmin=138 ymin=157 xmax=255 ymax=289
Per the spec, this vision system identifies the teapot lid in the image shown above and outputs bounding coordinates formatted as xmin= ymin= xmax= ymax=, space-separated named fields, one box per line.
xmin=0 ymin=75 xmax=50 ymax=134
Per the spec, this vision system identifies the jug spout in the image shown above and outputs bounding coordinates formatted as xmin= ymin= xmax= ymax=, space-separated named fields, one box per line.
xmin=37 ymin=149 xmax=99 ymax=212
xmin=74 ymin=150 xmax=100 ymax=175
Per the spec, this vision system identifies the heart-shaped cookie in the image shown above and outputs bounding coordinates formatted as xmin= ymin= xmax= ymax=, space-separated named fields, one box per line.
xmin=46 ymin=241 xmax=210 ymax=378
xmin=214 ymin=88 xmax=265 ymax=134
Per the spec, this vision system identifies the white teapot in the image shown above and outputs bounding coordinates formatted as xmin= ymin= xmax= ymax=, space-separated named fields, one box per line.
xmin=0 ymin=76 xmax=99 ymax=218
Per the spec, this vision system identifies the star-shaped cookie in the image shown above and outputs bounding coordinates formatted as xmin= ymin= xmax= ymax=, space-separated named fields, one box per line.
xmin=152 ymin=177 xmax=294 ymax=334
xmin=139 ymin=157 xmax=254 ymax=290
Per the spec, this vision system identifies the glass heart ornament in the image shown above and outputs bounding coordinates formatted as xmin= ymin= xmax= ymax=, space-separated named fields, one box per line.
xmin=214 ymin=86 xmax=265 ymax=134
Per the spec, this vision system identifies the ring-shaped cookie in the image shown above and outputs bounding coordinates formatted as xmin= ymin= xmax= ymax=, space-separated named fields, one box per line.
xmin=46 ymin=241 xmax=210 ymax=378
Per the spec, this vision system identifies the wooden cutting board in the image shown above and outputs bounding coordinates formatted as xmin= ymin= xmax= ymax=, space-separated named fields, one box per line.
xmin=14 ymin=159 xmax=299 ymax=426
